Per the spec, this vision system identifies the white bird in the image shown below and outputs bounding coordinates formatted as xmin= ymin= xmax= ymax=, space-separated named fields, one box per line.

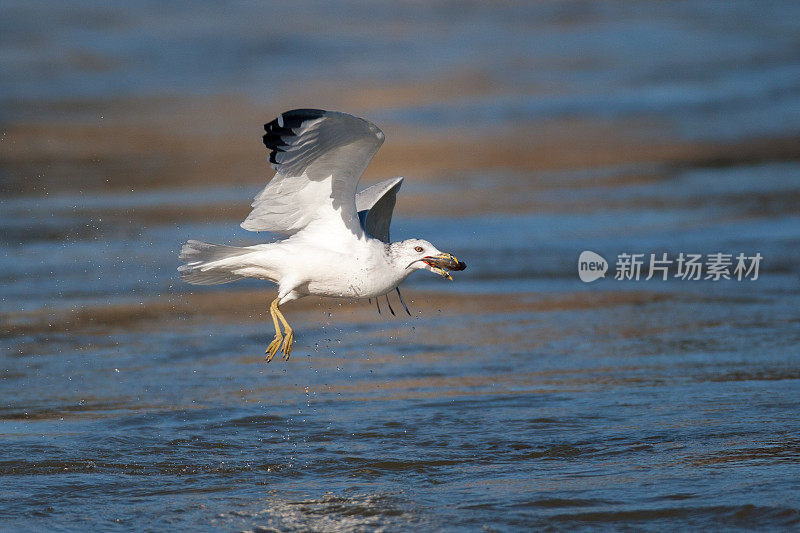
xmin=178 ymin=109 xmax=466 ymax=362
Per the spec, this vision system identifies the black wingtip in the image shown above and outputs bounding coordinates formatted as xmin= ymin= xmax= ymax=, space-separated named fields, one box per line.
xmin=262 ymin=109 xmax=328 ymax=161
xmin=386 ymin=295 xmax=395 ymax=316
xmin=279 ymin=108 xmax=327 ymax=124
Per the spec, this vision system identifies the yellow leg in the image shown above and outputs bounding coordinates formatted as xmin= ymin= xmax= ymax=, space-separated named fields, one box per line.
xmin=265 ymin=298 xmax=283 ymax=362
xmin=275 ymin=306 xmax=294 ymax=360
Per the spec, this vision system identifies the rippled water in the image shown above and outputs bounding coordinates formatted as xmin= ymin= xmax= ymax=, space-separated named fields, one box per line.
xmin=3 ymin=1 xmax=800 ymax=530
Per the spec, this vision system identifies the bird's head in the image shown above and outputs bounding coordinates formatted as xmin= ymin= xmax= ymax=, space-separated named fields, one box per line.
xmin=392 ymin=239 xmax=466 ymax=280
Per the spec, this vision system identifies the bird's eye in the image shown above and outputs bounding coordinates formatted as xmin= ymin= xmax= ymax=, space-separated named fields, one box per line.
xmin=414 ymin=246 xmax=424 ymax=252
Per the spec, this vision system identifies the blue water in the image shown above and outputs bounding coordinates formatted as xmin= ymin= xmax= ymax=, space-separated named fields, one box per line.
xmin=3 ymin=1 xmax=800 ymax=530
xmin=3 ymin=1 xmax=800 ymax=141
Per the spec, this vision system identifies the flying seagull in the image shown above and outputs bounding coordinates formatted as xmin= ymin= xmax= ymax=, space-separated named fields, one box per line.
xmin=178 ymin=109 xmax=466 ymax=362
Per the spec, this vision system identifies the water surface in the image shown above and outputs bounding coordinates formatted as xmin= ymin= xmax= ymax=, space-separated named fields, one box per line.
xmin=2 ymin=1 xmax=800 ymax=530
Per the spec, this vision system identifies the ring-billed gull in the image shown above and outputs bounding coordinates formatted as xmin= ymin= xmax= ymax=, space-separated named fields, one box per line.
xmin=178 ymin=109 xmax=466 ymax=361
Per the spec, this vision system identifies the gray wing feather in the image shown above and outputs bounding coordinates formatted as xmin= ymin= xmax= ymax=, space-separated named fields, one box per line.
xmin=264 ymin=109 xmax=384 ymax=180
xmin=242 ymin=109 xmax=385 ymax=236
xmin=356 ymin=176 xmax=403 ymax=243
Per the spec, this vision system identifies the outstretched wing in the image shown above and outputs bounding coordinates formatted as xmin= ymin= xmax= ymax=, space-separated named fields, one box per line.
xmin=356 ymin=177 xmax=403 ymax=243
xmin=241 ymin=109 xmax=385 ymax=237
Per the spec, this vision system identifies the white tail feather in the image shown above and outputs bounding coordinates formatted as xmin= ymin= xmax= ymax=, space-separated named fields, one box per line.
xmin=178 ymin=240 xmax=251 ymax=285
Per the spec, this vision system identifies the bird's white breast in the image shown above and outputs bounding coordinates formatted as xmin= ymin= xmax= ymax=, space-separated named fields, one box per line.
xmin=300 ymin=238 xmax=405 ymax=299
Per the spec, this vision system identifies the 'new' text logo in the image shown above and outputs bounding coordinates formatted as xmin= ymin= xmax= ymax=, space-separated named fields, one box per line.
xmin=578 ymin=251 xmax=608 ymax=282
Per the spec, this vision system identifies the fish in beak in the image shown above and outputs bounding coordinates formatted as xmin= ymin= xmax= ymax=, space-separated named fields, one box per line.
xmin=422 ymin=253 xmax=467 ymax=280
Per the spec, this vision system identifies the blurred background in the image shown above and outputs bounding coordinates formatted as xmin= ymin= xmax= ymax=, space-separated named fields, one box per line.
xmin=2 ymin=1 xmax=800 ymax=530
